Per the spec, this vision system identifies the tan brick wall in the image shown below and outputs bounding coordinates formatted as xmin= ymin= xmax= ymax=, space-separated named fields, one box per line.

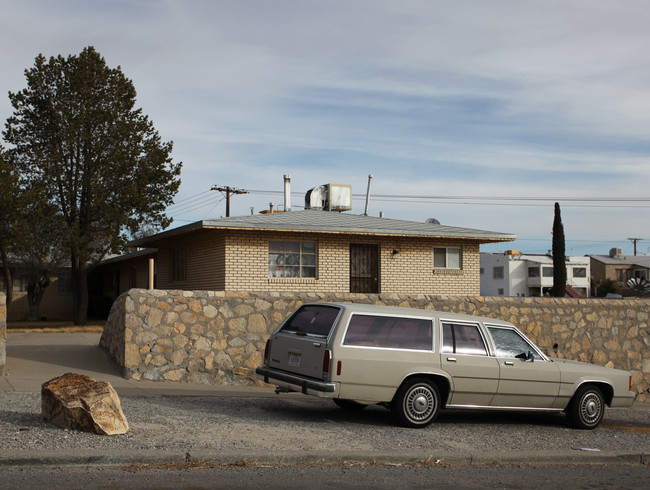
xmin=221 ymin=231 xmax=479 ymax=295
xmin=157 ymin=231 xmax=226 ymax=290
xmin=153 ymin=229 xmax=481 ymax=295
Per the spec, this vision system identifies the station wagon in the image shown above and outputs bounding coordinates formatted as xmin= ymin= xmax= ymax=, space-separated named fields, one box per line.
xmin=256 ymin=303 xmax=636 ymax=429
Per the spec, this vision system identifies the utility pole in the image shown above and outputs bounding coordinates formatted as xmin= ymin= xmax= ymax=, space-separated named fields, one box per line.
xmin=211 ymin=185 xmax=248 ymax=217
xmin=627 ymin=238 xmax=644 ymax=256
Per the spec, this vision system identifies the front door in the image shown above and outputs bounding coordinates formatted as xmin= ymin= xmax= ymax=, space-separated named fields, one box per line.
xmin=350 ymin=244 xmax=379 ymax=293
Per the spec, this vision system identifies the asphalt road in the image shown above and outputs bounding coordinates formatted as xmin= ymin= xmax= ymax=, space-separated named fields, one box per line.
xmin=1 ymin=462 xmax=650 ymax=489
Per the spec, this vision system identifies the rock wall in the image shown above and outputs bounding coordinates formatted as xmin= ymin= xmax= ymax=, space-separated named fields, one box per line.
xmin=0 ymin=292 xmax=6 ymax=375
xmin=100 ymin=289 xmax=650 ymax=402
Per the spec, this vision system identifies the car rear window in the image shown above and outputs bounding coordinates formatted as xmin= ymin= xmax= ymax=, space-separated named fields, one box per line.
xmin=343 ymin=314 xmax=433 ymax=350
xmin=279 ymin=304 xmax=341 ymax=337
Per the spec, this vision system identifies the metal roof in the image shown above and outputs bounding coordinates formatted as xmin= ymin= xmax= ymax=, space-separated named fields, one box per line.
xmin=131 ymin=209 xmax=516 ymax=246
xmin=589 ymin=254 xmax=650 ymax=268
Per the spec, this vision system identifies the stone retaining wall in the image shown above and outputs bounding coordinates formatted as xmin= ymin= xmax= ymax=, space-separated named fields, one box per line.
xmin=0 ymin=292 xmax=6 ymax=375
xmin=100 ymin=289 xmax=650 ymax=402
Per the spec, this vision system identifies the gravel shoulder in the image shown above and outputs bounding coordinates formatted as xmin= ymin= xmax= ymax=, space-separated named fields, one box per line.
xmin=1 ymin=392 xmax=648 ymax=465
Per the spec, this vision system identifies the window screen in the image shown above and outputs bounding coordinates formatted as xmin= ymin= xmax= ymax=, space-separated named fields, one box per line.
xmin=344 ymin=314 xmax=433 ymax=350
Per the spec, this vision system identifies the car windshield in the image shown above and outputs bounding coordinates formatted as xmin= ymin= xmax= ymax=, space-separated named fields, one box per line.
xmin=279 ymin=305 xmax=340 ymax=337
xmin=487 ymin=326 xmax=543 ymax=360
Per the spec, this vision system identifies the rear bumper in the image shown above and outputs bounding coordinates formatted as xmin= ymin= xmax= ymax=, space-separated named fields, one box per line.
xmin=255 ymin=366 xmax=337 ymax=397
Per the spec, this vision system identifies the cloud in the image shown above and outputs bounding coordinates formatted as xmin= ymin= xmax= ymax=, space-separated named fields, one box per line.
xmin=1 ymin=0 xmax=649 ymax=252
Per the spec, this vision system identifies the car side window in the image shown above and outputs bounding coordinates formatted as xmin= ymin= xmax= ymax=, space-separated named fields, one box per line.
xmin=441 ymin=322 xmax=487 ymax=356
xmin=344 ymin=314 xmax=433 ymax=350
xmin=487 ymin=326 xmax=542 ymax=360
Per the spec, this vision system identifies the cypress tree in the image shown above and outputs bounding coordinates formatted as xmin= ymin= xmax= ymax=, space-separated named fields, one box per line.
xmin=552 ymin=202 xmax=567 ymax=297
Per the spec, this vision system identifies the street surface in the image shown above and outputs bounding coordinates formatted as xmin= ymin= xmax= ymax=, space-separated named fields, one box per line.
xmin=1 ymin=462 xmax=649 ymax=489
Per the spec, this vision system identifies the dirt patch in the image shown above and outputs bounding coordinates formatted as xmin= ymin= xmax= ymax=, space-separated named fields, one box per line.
xmin=7 ymin=321 xmax=105 ymax=333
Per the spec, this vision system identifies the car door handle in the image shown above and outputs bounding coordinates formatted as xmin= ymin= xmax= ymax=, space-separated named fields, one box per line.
xmin=504 ymin=361 xmax=514 ymax=366
xmin=447 ymin=357 xmax=457 ymax=362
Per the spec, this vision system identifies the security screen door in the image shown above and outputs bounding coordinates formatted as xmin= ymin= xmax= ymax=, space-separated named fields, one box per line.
xmin=350 ymin=244 xmax=379 ymax=293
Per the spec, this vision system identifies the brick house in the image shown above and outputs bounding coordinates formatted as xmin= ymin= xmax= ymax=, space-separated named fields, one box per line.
xmin=589 ymin=248 xmax=650 ymax=296
xmin=91 ymin=210 xmax=514 ymax=304
xmin=1 ymin=265 xmax=74 ymax=321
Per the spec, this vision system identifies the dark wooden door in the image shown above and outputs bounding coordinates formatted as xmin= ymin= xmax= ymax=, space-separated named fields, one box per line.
xmin=350 ymin=244 xmax=379 ymax=293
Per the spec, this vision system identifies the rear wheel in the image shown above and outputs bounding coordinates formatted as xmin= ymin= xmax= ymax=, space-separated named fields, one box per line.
xmin=566 ymin=385 xmax=605 ymax=429
xmin=392 ymin=378 xmax=440 ymax=428
xmin=333 ymin=399 xmax=367 ymax=411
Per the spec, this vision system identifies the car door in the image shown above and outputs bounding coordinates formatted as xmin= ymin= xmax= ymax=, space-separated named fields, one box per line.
xmin=486 ymin=325 xmax=561 ymax=408
xmin=440 ymin=321 xmax=500 ymax=407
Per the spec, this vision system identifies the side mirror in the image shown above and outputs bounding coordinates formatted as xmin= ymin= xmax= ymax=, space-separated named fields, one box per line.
xmin=515 ymin=351 xmax=535 ymax=362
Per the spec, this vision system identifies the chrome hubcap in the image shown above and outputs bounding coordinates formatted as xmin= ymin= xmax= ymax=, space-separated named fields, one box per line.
xmin=581 ymin=393 xmax=602 ymax=423
xmin=406 ymin=386 xmax=435 ymax=422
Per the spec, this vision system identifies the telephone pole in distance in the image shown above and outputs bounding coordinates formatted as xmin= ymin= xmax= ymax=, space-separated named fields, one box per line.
xmin=211 ymin=185 xmax=249 ymax=217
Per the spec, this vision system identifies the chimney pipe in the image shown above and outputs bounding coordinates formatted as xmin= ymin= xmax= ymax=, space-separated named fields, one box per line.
xmin=284 ymin=174 xmax=291 ymax=211
xmin=364 ymin=174 xmax=373 ymax=216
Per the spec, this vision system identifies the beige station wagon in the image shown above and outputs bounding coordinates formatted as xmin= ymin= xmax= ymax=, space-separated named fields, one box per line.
xmin=256 ymin=303 xmax=636 ymax=429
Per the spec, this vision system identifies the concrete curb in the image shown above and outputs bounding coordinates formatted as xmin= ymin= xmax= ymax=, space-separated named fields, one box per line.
xmin=0 ymin=449 xmax=647 ymax=467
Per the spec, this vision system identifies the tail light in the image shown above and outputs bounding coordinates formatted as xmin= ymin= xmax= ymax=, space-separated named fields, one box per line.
xmin=264 ymin=339 xmax=270 ymax=365
xmin=322 ymin=349 xmax=331 ymax=379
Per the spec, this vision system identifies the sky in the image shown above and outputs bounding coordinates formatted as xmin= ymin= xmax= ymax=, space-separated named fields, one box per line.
xmin=1 ymin=0 xmax=649 ymax=256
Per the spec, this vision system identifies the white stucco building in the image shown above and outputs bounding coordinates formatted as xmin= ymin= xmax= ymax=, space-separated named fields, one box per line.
xmin=480 ymin=251 xmax=590 ymax=297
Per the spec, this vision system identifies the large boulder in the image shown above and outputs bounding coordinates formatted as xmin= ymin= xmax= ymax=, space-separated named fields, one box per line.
xmin=41 ymin=372 xmax=129 ymax=435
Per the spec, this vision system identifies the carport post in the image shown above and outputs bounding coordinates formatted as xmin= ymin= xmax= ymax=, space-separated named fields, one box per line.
xmin=148 ymin=258 xmax=154 ymax=290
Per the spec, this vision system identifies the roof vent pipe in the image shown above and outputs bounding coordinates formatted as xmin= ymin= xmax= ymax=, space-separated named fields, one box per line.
xmin=364 ymin=174 xmax=373 ymax=216
xmin=283 ymin=174 xmax=291 ymax=212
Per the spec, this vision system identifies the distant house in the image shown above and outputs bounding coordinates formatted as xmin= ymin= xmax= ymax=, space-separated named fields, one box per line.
xmin=480 ymin=250 xmax=591 ymax=297
xmin=589 ymin=248 xmax=650 ymax=296
xmin=90 ymin=210 xmax=514 ymax=308
xmin=1 ymin=265 xmax=74 ymax=321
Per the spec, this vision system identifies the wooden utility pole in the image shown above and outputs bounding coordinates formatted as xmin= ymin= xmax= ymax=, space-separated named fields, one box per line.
xmin=211 ymin=185 xmax=248 ymax=217
xmin=627 ymin=237 xmax=644 ymax=256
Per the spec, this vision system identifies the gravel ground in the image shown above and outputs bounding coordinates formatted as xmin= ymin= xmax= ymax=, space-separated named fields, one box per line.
xmin=1 ymin=392 xmax=649 ymax=457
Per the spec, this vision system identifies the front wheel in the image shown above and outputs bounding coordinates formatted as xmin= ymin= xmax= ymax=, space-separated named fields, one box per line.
xmin=566 ymin=385 xmax=605 ymax=429
xmin=392 ymin=378 xmax=440 ymax=428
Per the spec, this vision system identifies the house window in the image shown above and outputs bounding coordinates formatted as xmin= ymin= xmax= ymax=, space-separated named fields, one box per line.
xmin=542 ymin=267 xmax=553 ymax=277
xmin=129 ymin=267 xmax=137 ymax=288
xmin=57 ymin=273 xmax=72 ymax=293
xmin=528 ymin=267 xmax=540 ymax=278
xmin=493 ymin=266 xmax=504 ymax=280
xmin=268 ymin=241 xmax=316 ymax=278
xmin=171 ymin=248 xmax=187 ymax=281
xmin=498 ymin=288 xmax=504 ymax=296
xmin=12 ymin=275 xmax=27 ymax=292
xmin=434 ymin=247 xmax=461 ymax=269
xmin=572 ymin=267 xmax=587 ymax=278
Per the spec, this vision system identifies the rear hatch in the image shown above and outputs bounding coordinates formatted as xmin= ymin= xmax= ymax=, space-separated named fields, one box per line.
xmin=267 ymin=304 xmax=342 ymax=380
